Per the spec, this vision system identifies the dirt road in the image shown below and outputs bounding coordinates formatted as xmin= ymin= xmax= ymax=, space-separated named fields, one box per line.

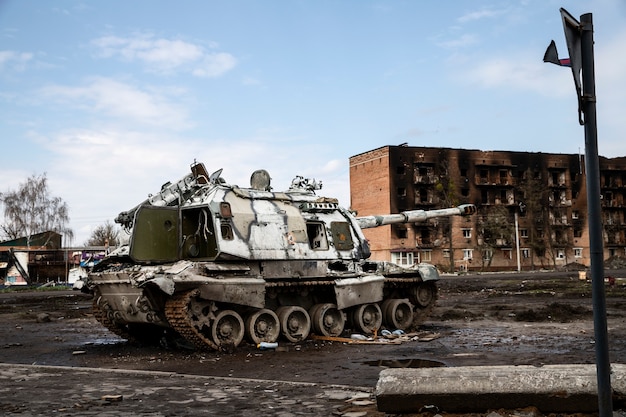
xmin=1 ymin=270 xmax=625 ymax=415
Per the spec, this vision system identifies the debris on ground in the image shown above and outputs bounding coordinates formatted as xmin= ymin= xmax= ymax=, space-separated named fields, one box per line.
xmin=311 ymin=330 xmax=441 ymax=345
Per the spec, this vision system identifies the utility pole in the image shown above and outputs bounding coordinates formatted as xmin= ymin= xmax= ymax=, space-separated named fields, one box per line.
xmin=514 ymin=211 xmax=521 ymax=272
xmin=544 ymin=9 xmax=612 ymax=416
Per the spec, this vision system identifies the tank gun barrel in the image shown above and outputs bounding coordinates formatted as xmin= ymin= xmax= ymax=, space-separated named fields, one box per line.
xmin=356 ymin=204 xmax=476 ymax=229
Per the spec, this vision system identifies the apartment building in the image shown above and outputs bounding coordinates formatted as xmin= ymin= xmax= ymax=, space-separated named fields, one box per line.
xmin=349 ymin=145 xmax=626 ymax=272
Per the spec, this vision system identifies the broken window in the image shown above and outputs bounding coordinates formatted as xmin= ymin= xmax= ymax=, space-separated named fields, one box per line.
xmin=307 ymin=222 xmax=328 ymax=250
xmin=499 ymin=170 xmax=508 ymax=184
xmin=417 ymin=229 xmax=431 ymax=245
xmin=551 ymin=171 xmax=559 ymax=186
xmin=220 ymin=223 xmax=234 ymax=240
xmin=417 ymin=188 xmax=429 ymax=203
xmin=499 ymin=190 xmax=507 ymax=204
xmin=181 ymin=207 xmax=218 ymax=258
xmin=414 ymin=165 xmax=433 ymax=184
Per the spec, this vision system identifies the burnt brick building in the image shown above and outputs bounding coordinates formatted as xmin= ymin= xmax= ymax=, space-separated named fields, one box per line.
xmin=349 ymin=145 xmax=626 ymax=272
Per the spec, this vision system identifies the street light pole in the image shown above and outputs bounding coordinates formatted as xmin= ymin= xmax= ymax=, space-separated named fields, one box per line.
xmin=514 ymin=211 xmax=521 ymax=272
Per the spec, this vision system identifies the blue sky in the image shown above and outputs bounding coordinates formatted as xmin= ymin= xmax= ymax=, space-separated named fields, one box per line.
xmin=1 ymin=1 xmax=625 ymax=245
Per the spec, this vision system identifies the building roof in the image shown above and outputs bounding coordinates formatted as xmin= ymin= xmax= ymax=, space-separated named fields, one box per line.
xmin=0 ymin=231 xmax=62 ymax=249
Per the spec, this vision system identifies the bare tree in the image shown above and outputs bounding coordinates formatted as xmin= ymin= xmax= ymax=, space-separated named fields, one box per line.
xmin=0 ymin=173 xmax=74 ymax=246
xmin=476 ymin=205 xmax=515 ymax=270
xmin=518 ymin=168 xmax=549 ymax=269
xmin=85 ymin=221 xmax=119 ymax=247
xmin=434 ymin=157 xmax=460 ymax=273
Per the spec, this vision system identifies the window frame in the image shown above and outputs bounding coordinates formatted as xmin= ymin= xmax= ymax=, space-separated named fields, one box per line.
xmin=391 ymin=251 xmax=415 ymax=266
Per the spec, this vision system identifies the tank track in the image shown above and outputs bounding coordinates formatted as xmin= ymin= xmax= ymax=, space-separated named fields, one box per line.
xmin=92 ymin=297 xmax=132 ymax=341
xmin=93 ymin=276 xmax=437 ymax=351
xmin=163 ymin=289 xmax=219 ymax=351
xmin=161 ymin=279 xmax=437 ymax=350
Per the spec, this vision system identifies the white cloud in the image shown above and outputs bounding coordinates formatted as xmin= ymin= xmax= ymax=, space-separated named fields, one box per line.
xmin=242 ymin=76 xmax=261 ymax=86
xmin=191 ymin=52 xmax=237 ymax=78
xmin=320 ymin=159 xmax=344 ymax=174
xmin=40 ymin=127 xmax=201 ymax=244
xmin=437 ymin=33 xmax=479 ymax=49
xmin=0 ymin=50 xmax=33 ymax=71
xmin=457 ymin=8 xmax=504 ymax=23
xmin=93 ymin=35 xmax=202 ymax=65
xmin=463 ymin=55 xmax=572 ymax=97
xmin=39 ymin=77 xmax=191 ymax=129
xmin=595 ymin=28 xmax=626 ymax=157
xmin=455 ymin=25 xmax=626 ymax=158
xmin=138 ymin=39 xmax=204 ymax=69
xmin=596 ymin=29 xmax=626 ymax=87
xmin=91 ymin=33 xmax=236 ymax=77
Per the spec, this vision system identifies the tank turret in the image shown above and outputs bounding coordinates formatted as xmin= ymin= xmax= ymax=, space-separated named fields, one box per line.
xmin=86 ymin=161 xmax=475 ymax=351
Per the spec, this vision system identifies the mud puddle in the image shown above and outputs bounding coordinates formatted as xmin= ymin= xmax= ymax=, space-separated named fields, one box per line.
xmin=363 ymin=358 xmax=446 ymax=368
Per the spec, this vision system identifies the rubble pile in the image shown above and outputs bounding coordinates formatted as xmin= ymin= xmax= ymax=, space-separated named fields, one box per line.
xmin=605 ymin=256 xmax=626 ymax=269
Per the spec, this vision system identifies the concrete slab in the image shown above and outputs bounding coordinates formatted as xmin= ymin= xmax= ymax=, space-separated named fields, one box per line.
xmin=375 ymin=363 xmax=626 ymax=413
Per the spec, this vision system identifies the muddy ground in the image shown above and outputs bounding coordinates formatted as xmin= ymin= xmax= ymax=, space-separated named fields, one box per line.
xmin=1 ymin=270 xmax=625 ymax=415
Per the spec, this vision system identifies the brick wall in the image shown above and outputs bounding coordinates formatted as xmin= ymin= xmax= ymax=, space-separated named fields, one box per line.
xmin=349 ymin=147 xmax=392 ymax=259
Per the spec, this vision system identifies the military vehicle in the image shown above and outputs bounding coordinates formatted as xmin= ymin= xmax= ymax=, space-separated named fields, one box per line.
xmin=85 ymin=161 xmax=475 ymax=351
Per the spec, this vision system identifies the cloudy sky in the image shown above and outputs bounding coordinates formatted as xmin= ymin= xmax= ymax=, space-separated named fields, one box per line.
xmin=1 ymin=0 xmax=625 ymax=246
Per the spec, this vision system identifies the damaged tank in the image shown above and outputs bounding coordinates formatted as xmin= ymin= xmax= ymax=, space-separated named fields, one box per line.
xmin=84 ymin=161 xmax=475 ymax=351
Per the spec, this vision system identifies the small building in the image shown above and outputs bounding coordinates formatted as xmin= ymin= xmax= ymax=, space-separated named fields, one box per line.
xmin=0 ymin=232 xmax=108 ymax=286
xmin=0 ymin=231 xmax=63 ymax=285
